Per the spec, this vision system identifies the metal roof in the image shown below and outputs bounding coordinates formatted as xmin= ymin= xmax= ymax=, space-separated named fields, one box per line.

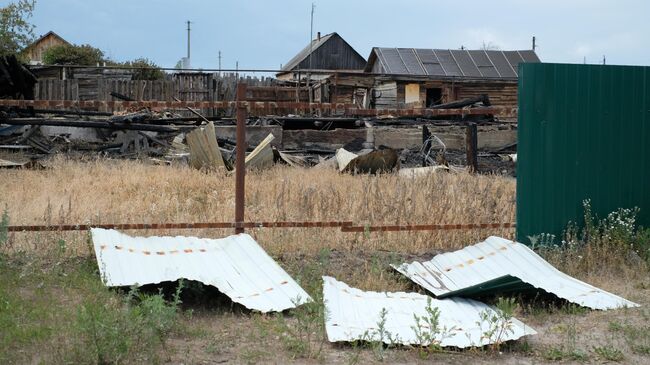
xmin=323 ymin=276 xmax=536 ymax=347
xmin=91 ymin=228 xmax=312 ymax=312
xmin=393 ymin=236 xmax=639 ymax=310
xmin=366 ymin=48 xmax=540 ymax=79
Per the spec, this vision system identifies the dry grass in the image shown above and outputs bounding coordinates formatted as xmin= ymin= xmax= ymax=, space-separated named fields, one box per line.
xmin=2 ymin=156 xmax=649 ymax=364
xmin=0 ymin=156 xmax=516 ymax=256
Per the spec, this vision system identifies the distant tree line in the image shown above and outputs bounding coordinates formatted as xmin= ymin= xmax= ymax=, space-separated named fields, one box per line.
xmin=0 ymin=0 xmax=165 ymax=80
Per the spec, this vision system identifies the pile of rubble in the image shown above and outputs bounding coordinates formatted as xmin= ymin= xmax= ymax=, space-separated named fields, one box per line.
xmin=0 ymin=105 xmax=516 ymax=175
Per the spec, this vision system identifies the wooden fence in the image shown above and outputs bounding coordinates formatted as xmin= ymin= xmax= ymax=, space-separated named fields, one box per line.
xmin=32 ymin=72 xmax=283 ymax=115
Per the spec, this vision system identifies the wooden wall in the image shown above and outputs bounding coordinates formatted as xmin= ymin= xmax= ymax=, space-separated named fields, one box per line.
xmin=454 ymin=82 xmax=518 ymax=109
xmin=372 ymin=79 xmax=518 ymax=115
xmin=24 ymin=33 xmax=68 ymax=64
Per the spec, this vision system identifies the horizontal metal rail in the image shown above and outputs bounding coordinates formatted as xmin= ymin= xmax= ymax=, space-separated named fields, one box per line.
xmin=0 ymin=100 xmax=514 ymax=117
xmin=340 ymin=222 xmax=516 ymax=232
xmin=5 ymin=221 xmax=515 ymax=233
xmin=5 ymin=221 xmax=354 ymax=232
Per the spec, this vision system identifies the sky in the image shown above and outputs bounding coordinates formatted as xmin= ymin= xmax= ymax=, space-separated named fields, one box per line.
xmin=14 ymin=0 xmax=650 ymax=72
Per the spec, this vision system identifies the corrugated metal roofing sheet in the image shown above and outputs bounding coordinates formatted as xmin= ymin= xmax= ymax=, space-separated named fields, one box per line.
xmin=393 ymin=236 xmax=639 ymax=310
xmin=370 ymin=48 xmax=540 ymax=79
xmin=323 ymin=276 xmax=536 ymax=347
xmin=91 ymin=228 xmax=311 ymax=312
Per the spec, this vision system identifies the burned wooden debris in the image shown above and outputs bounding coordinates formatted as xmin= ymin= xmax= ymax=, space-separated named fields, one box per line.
xmin=0 ymin=103 xmax=517 ymax=174
xmin=0 ymin=55 xmax=37 ymax=100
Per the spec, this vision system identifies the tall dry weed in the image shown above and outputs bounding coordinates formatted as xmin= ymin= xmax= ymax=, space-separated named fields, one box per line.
xmin=0 ymin=156 xmax=516 ymax=255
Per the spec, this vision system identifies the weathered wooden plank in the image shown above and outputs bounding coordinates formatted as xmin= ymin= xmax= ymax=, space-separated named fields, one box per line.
xmin=282 ymin=129 xmax=367 ymax=151
xmin=214 ymin=125 xmax=283 ymax=148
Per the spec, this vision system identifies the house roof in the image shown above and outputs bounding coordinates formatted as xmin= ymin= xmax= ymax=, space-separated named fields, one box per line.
xmin=365 ymin=48 xmax=540 ymax=79
xmin=280 ymin=32 xmax=336 ymax=72
xmin=24 ymin=31 xmax=71 ymax=50
xmin=279 ymin=32 xmax=366 ymax=73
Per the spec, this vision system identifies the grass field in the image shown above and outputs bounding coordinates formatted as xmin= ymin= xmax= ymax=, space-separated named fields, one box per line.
xmin=1 ymin=158 xmax=649 ymax=364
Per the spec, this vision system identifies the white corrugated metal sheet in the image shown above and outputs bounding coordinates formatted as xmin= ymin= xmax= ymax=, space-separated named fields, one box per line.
xmin=393 ymin=236 xmax=639 ymax=310
xmin=323 ymin=276 xmax=536 ymax=348
xmin=91 ymin=229 xmax=311 ymax=312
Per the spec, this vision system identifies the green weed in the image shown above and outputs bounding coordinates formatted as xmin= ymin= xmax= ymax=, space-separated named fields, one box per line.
xmin=477 ymin=297 xmax=517 ymax=351
xmin=543 ymin=346 xmax=588 ymax=361
xmin=272 ymin=294 xmax=327 ymax=360
xmin=594 ymin=345 xmax=624 ymax=362
xmin=0 ymin=207 xmax=9 ymax=247
xmin=0 ymin=249 xmax=185 ymax=364
xmin=411 ymin=297 xmax=454 ymax=358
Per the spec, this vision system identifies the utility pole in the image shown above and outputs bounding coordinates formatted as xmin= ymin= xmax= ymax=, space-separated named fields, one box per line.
xmin=532 ymin=36 xmax=536 ymax=51
xmin=218 ymin=50 xmax=222 ymax=76
xmin=186 ymin=20 xmax=191 ymax=60
xmin=308 ymin=2 xmax=315 ymax=106
xmin=603 ymin=55 xmax=606 ymax=65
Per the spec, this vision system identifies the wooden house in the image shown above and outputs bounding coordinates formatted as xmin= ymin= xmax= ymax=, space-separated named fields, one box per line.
xmin=364 ymin=48 xmax=540 ymax=117
xmin=23 ymin=31 xmax=71 ymax=65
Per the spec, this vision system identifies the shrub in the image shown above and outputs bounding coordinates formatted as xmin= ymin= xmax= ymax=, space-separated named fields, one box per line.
xmin=42 ymin=44 xmax=104 ymax=65
xmin=123 ymin=57 xmax=165 ymax=80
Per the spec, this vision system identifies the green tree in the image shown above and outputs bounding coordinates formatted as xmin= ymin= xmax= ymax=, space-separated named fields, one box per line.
xmin=0 ymin=0 xmax=36 ymax=56
xmin=123 ymin=58 xmax=165 ymax=80
xmin=42 ymin=44 xmax=104 ymax=65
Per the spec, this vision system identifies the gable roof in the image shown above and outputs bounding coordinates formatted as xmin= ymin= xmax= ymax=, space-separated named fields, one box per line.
xmin=365 ymin=48 xmax=540 ymax=79
xmin=279 ymin=32 xmax=365 ymax=73
xmin=24 ymin=31 xmax=71 ymax=51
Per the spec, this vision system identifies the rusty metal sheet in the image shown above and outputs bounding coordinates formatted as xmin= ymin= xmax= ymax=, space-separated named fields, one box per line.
xmin=323 ymin=276 xmax=536 ymax=347
xmin=91 ymin=229 xmax=311 ymax=312
xmin=393 ymin=236 xmax=639 ymax=310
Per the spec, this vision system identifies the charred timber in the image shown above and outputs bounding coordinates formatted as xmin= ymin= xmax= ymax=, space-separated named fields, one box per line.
xmin=431 ymin=94 xmax=491 ymax=109
xmin=109 ymin=92 xmax=135 ymax=101
xmin=1 ymin=118 xmax=178 ymax=133
xmin=8 ymin=108 xmax=113 ymax=117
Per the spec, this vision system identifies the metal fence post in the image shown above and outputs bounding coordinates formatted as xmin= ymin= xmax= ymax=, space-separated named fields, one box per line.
xmin=235 ymin=83 xmax=247 ymax=234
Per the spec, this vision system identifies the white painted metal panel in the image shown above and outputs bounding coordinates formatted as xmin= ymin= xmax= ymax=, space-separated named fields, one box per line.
xmin=335 ymin=148 xmax=357 ymax=171
xmin=393 ymin=236 xmax=639 ymax=310
xmin=323 ymin=276 xmax=535 ymax=348
xmin=91 ymin=228 xmax=311 ymax=312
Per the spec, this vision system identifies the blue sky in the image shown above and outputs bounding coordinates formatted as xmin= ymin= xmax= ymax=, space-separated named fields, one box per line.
xmin=18 ymin=0 xmax=650 ymax=71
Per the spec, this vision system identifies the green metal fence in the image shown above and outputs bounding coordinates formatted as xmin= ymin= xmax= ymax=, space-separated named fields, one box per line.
xmin=517 ymin=63 xmax=650 ymax=244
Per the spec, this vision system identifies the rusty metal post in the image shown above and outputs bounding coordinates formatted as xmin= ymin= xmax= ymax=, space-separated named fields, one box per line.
xmin=466 ymin=122 xmax=478 ymax=173
xmin=235 ymin=83 xmax=247 ymax=233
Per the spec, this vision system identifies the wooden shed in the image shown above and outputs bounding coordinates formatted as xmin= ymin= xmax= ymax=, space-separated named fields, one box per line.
xmin=276 ymin=32 xmax=366 ymax=81
xmin=364 ymin=48 xmax=540 ymax=118
xmin=23 ymin=31 xmax=71 ymax=65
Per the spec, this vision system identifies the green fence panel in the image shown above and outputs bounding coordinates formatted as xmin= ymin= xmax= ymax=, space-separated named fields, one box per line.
xmin=517 ymin=63 xmax=650 ymax=244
